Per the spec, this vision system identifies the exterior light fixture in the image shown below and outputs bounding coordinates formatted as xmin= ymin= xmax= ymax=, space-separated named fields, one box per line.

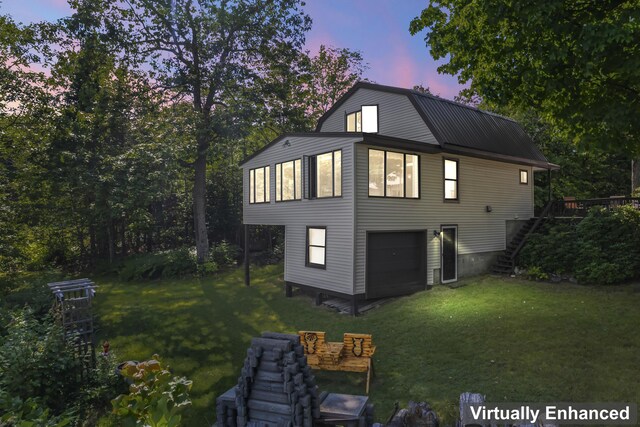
xmin=486 ymin=205 xmax=492 ymax=212
xmin=283 ymin=140 xmax=291 ymax=147
xmin=433 ymin=230 xmax=440 ymax=238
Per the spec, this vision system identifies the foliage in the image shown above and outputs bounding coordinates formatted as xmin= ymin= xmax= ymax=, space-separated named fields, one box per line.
xmin=518 ymin=220 xmax=579 ymax=275
xmin=524 ymin=266 xmax=550 ymax=282
xmin=100 ymin=0 xmax=312 ymax=263
xmin=574 ymin=205 xmax=640 ymax=284
xmin=112 ymin=356 xmax=192 ymax=427
xmin=410 ymin=0 xmax=640 ymax=154
xmin=0 ymin=308 xmax=82 ymax=414
xmin=209 ymin=240 xmax=240 ymax=269
xmin=515 ymin=110 xmax=632 ymax=208
xmin=118 ymin=248 xmax=197 ymax=281
xmin=0 ymin=389 xmax=76 ymax=427
xmin=518 ymin=206 xmax=640 ymax=284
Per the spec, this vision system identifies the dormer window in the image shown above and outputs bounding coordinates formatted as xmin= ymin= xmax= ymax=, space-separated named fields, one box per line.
xmin=346 ymin=105 xmax=378 ymax=133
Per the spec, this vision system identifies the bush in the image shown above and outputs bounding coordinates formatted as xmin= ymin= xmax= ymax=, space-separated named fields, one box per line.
xmin=112 ymin=356 xmax=192 ymax=427
xmin=118 ymin=248 xmax=197 ymax=281
xmin=209 ymin=240 xmax=239 ymax=269
xmin=574 ymin=206 xmax=640 ymax=285
xmin=517 ymin=205 xmax=640 ymax=285
xmin=0 ymin=389 xmax=76 ymax=427
xmin=518 ymin=220 xmax=579 ymax=275
xmin=524 ymin=266 xmax=550 ymax=281
xmin=0 ymin=308 xmax=82 ymax=414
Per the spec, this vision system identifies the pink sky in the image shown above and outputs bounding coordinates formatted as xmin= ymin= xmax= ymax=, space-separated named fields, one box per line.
xmin=2 ymin=0 xmax=465 ymax=99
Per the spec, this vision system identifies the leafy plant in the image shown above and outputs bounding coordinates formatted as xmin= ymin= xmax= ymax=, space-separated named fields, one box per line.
xmin=0 ymin=389 xmax=76 ymax=427
xmin=118 ymin=248 xmax=197 ymax=281
xmin=574 ymin=206 xmax=640 ymax=285
xmin=517 ymin=220 xmax=579 ymax=275
xmin=525 ymin=266 xmax=549 ymax=282
xmin=112 ymin=356 xmax=192 ymax=427
xmin=209 ymin=240 xmax=239 ymax=269
xmin=0 ymin=308 xmax=82 ymax=414
xmin=518 ymin=206 xmax=640 ymax=285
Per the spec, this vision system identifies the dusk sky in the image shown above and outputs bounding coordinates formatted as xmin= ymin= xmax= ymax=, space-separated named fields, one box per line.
xmin=2 ymin=0 xmax=465 ymax=99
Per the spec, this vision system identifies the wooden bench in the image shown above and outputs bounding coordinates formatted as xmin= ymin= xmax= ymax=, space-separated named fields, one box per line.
xmin=298 ymin=331 xmax=376 ymax=393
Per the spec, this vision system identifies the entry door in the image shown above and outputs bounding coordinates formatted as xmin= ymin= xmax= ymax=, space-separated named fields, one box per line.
xmin=441 ymin=226 xmax=457 ymax=283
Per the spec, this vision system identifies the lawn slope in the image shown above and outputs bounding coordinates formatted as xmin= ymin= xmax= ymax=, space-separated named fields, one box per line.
xmin=94 ymin=264 xmax=640 ymax=426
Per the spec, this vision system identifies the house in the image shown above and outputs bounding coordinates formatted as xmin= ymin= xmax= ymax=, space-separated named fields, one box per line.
xmin=240 ymin=82 xmax=558 ymax=313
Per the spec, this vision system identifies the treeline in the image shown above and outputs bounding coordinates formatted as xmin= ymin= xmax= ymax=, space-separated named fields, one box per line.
xmin=1 ymin=0 xmax=634 ymax=274
xmin=0 ymin=1 xmax=365 ymax=272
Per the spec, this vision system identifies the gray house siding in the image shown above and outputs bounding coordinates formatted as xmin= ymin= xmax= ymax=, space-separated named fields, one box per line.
xmin=353 ymin=144 xmax=534 ymax=293
xmin=243 ymin=135 xmax=360 ymax=295
xmin=319 ymin=88 xmax=438 ymax=145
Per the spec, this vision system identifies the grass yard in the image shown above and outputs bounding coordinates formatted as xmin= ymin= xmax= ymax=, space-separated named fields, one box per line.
xmin=94 ymin=264 xmax=640 ymax=426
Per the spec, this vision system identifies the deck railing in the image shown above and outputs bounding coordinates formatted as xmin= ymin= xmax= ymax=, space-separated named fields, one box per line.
xmin=549 ymin=197 xmax=640 ymax=217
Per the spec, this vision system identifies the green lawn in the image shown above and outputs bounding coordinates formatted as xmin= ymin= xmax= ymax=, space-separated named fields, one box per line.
xmin=94 ymin=264 xmax=640 ymax=426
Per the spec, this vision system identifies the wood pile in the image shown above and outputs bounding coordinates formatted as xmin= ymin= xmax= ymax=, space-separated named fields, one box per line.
xmin=217 ymin=332 xmax=320 ymax=426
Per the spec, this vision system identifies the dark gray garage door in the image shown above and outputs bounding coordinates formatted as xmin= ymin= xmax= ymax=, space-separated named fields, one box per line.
xmin=366 ymin=231 xmax=426 ymax=299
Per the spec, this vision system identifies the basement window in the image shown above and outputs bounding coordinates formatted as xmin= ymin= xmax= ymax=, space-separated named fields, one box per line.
xmin=249 ymin=165 xmax=270 ymax=204
xmin=520 ymin=169 xmax=529 ymax=185
xmin=368 ymin=149 xmax=420 ymax=198
xmin=276 ymin=159 xmax=302 ymax=201
xmin=306 ymin=227 xmax=326 ymax=268
xmin=346 ymin=105 xmax=378 ymax=133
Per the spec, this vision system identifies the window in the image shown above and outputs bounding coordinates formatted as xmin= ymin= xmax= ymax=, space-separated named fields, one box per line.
xmin=443 ymin=159 xmax=458 ymax=201
xmin=309 ymin=150 xmax=342 ymax=198
xmin=276 ymin=159 xmax=302 ymax=201
xmin=368 ymin=149 xmax=420 ymax=198
xmin=520 ymin=169 xmax=529 ymax=185
xmin=346 ymin=105 xmax=378 ymax=133
xmin=346 ymin=110 xmax=361 ymax=132
xmin=249 ymin=165 xmax=270 ymax=204
xmin=306 ymin=227 xmax=326 ymax=268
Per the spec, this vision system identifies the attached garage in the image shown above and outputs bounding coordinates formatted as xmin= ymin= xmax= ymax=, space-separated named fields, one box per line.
xmin=365 ymin=231 xmax=427 ymax=299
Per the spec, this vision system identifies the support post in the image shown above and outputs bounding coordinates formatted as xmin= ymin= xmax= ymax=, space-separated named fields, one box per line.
xmin=285 ymin=282 xmax=293 ymax=298
xmin=244 ymin=224 xmax=250 ymax=287
xmin=315 ymin=292 xmax=323 ymax=306
xmin=351 ymin=296 xmax=359 ymax=317
xmin=547 ymin=169 xmax=552 ymax=203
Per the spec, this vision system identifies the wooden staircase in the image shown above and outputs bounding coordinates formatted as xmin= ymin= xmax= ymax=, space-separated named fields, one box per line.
xmin=492 ymin=201 xmax=554 ymax=275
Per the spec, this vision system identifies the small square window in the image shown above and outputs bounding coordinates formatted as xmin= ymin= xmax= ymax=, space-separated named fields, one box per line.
xmin=520 ymin=169 xmax=529 ymax=184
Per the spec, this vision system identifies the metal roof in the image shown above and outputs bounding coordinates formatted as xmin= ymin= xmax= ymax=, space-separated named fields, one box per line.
xmin=410 ymin=91 xmax=549 ymax=163
xmin=315 ymin=82 xmax=554 ymax=168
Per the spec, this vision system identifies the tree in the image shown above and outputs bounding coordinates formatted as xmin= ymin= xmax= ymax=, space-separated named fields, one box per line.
xmin=247 ymin=44 xmax=368 ymax=148
xmin=106 ymin=0 xmax=311 ymax=262
xmin=410 ymin=0 xmax=640 ymax=156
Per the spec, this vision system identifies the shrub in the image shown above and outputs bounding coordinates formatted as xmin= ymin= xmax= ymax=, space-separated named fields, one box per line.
xmin=118 ymin=248 xmax=197 ymax=281
xmin=112 ymin=356 xmax=192 ymax=427
xmin=525 ymin=266 xmax=549 ymax=281
xmin=574 ymin=206 xmax=640 ymax=285
xmin=0 ymin=308 xmax=82 ymax=414
xmin=209 ymin=240 xmax=239 ymax=269
xmin=517 ymin=205 xmax=640 ymax=285
xmin=517 ymin=220 xmax=579 ymax=274
xmin=0 ymin=389 xmax=76 ymax=427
